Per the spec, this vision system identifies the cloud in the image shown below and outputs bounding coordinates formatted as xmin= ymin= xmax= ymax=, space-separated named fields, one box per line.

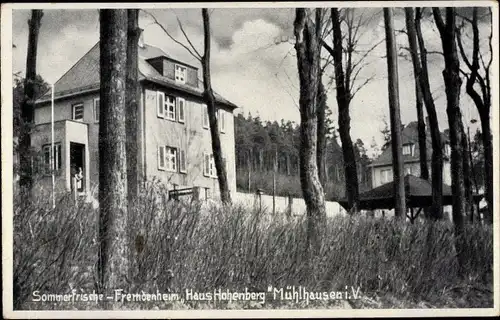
xmin=11 ymin=6 xmax=489 ymax=150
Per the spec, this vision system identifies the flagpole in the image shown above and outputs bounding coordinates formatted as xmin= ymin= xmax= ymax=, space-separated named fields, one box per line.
xmin=51 ymin=83 xmax=55 ymax=208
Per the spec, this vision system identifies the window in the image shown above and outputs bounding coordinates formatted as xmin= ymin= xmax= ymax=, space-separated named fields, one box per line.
xmin=157 ymin=92 xmax=165 ymax=118
xmin=165 ymin=95 xmax=176 ymax=121
xmin=72 ymin=103 xmax=84 ymax=121
xmin=158 ymin=146 xmax=166 ymax=170
xmin=219 ymin=109 xmax=226 ymax=133
xmin=42 ymin=143 xmax=62 ymax=175
xmin=380 ymin=169 xmax=392 ymax=184
xmin=179 ymin=149 xmax=187 ymax=173
xmin=165 ymin=147 xmax=177 ymax=172
xmin=158 ymin=146 xmax=178 ymax=172
xmin=202 ymin=104 xmax=209 ymax=129
xmin=402 ymin=144 xmax=413 ymax=156
xmin=175 ymin=64 xmax=187 ymax=83
xmin=177 ymin=97 xmax=185 ymax=123
xmin=93 ymin=98 xmax=100 ymax=122
xmin=405 ymin=166 xmax=412 ymax=175
xmin=203 ymin=153 xmax=217 ymax=177
xmin=444 ymin=143 xmax=451 ymax=157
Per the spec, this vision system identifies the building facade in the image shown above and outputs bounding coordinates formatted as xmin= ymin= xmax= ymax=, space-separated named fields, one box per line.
xmin=32 ymin=41 xmax=237 ymax=201
xmin=370 ymin=121 xmax=452 ymax=188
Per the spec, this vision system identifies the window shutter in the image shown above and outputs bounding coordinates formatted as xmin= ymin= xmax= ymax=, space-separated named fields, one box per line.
xmin=180 ymin=149 xmax=187 ymax=173
xmin=94 ymin=98 xmax=100 ymax=122
xmin=56 ymin=144 xmax=62 ymax=170
xmin=210 ymin=154 xmax=215 ymax=177
xmin=177 ymin=98 xmax=185 ymax=123
xmin=157 ymin=92 xmax=165 ymax=118
xmin=158 ymin=146 xmax=165 ymax=170
xmin=203 ymin=104 xmax=209 ymax=129
xmin=203 ymin=153 xmax=209 ymax=176
xmin=219 ymin=110 xmax=225 ymax=133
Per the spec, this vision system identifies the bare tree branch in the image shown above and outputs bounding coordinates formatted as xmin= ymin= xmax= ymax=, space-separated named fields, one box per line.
xmin=175 ymin=16 xmax=202 ymax=60
xmin=351 ymin=75 xmax=375 ymax=98
xmin=141 ymin=10 xmax=202 ymax=62
xmin=349 ymin=38 xmax=385 ymax=73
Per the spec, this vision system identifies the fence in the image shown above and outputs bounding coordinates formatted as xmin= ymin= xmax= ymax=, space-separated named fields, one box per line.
xmin=233 ymin=191 xmax=348 ymax=217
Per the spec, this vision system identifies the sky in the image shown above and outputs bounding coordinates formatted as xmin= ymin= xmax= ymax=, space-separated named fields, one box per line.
xmin=11 ymin=5 xmax=493 ymax=155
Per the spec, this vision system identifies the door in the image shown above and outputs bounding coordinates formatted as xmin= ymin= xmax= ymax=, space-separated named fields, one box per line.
xmin=70 ymin=142 xmax=85 ymax=192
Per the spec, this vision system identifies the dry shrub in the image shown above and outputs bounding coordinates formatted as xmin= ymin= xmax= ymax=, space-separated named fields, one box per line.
xmin=13 ymin=182 xmax=493 ymax=310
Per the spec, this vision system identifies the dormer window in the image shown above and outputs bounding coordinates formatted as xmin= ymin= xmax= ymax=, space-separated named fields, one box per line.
xmin=175 ymin=64 xmax=187 ymax=84
xmin=402 ymin=143 xmax=414 ymax=156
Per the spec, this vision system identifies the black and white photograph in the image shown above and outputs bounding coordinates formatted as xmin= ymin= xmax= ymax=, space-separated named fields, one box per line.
xmin=2 ymin=1 xmax=499 ymax=317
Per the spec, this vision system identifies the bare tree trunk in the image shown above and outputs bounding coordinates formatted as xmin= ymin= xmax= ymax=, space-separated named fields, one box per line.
xmin=456 ymin=7 xmax=493 ymax=224
xmin=480 ymin=113 xmax=493 ymax=224
xmin=202 ymin=9 xmax=231 ymax=204
xmin=416 ymin=8 xmax=444 ymax=220
xmin=19 ymin=9 xmax=43 ymax=190
xmin=384 ymin=8 xmax=406 ymax=219
xmin=98 ymin=9 xmax=129 ymax=300
xmin=405 ymin=8 xmax=429 ymax=181
xmin=316 ymin=71 xmax=327 ymax=187
xmin=247 ymin=149 xmax=252 ymax=192
xmin=461 ymin=129 xmax=473 ymax=219
xmin=294 ymin=8 xmax=326 ymax=252
xmin=433 ymin=7 xmax=466 ymax=269
xmin=126 ymin=9 xmax=140 ymax=207
xmin=330 ymin=8 xmax=359 ymax=213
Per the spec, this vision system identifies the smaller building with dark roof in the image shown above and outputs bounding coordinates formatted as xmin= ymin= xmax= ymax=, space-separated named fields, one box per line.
xmin=369 ymin=119 xmax=452 ymax=188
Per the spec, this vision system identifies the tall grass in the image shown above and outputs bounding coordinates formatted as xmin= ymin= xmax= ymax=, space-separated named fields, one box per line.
xmin=13 ymin=182 xmax=493 ymax=310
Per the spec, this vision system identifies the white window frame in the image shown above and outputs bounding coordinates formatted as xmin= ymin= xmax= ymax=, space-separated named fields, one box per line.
xmin=174 ymin=64 xmax=187 ymax=84
xmin=219 ymin=109 xmax=226 ymax=133
xmin=177 ymin=97 xmax=186 ymax=123
xmin=165 ymin=146 xmax=177 ymax=172
xmin=202 ymin=104 xmax=209 ymax=129
xmin=93 ymin=98 xmax=100 ymax=123
xmin=179 ymin=149 xmax=187 ymax=173
xmin=158 ymin=146 xmax=166 ymax=170
xmin=165 ymin=95 xmax=176 ymax=121
xmin=380 ymin=168 xmax=392 ymax=184
xmin=203 ymin=152 xmax=217 ymax=178
xmin=72 ymin=103 xmax=84 ymax=121
xmin=157 ymin=91 xmax=165 ymax=119
xmin=402 ymin=144 xmax=413 ymax=156
xmin=43 ymin=143 xmax=62 ymax=175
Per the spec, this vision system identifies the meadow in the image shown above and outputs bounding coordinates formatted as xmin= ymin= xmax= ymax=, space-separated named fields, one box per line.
xmin=13 ymin=181 xmax=493 ymax=310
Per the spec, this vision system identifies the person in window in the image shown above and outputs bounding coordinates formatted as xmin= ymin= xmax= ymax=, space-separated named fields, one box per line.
xmin=75 ymin=167 xmax=84 ymax=192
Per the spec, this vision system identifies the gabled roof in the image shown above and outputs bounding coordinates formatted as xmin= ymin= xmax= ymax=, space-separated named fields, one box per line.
xmin=36 ymin=42 xmax=237 ymax=109
xmin=371 ymin=121 xmax=449 ymax=167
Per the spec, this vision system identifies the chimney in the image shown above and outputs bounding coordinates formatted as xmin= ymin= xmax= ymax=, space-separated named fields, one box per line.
xmin=138 ymin=28 xmax=145 ymax=48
